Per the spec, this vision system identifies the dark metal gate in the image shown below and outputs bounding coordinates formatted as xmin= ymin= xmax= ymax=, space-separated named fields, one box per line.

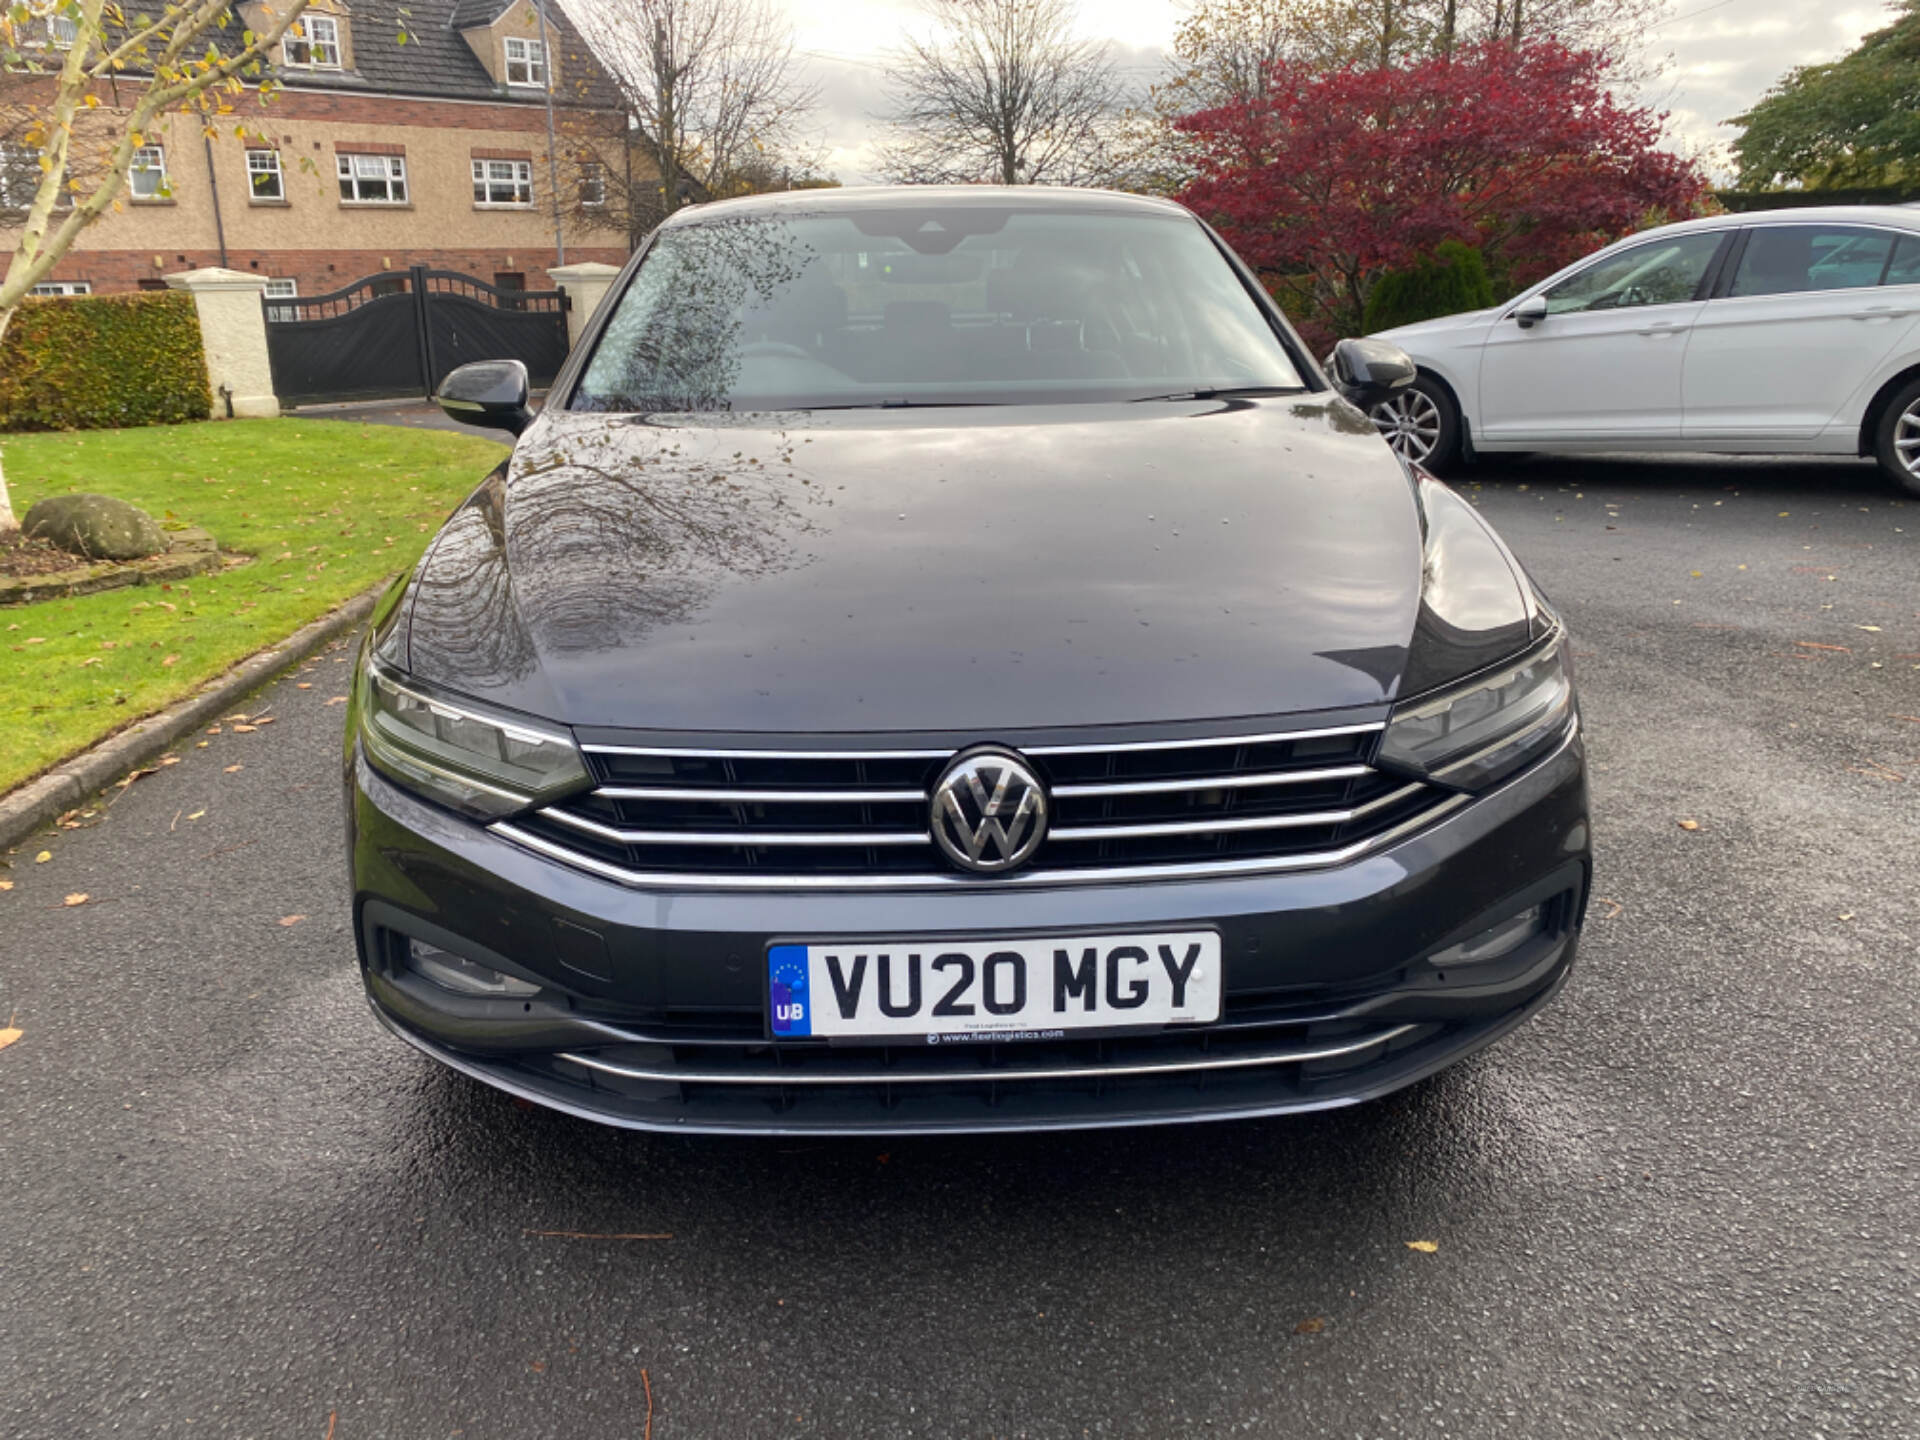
xmin=263 ymin=265 xmax=571 ymax=406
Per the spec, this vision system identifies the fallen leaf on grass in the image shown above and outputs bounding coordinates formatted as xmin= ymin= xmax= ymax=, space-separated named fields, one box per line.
xmin=1405 ymin=1240 xmax=1439 ymax=1254
xmin=1677 ymin=819 xmax=1701 ymax=831
xmin=161 ymin=654 xmax=179 ymax=667
xmin=79 ymin=656 xmax=102 ymax=668
xmin=278 ymin=915 xmax=305 ymax=927
xmin=64 ymin=893 xmax=89 ymax=906
xmin=34 ymin=851 xmax=51 ymax=864
xmin=1294 ymin=1317 xmax=1326 ymax=1335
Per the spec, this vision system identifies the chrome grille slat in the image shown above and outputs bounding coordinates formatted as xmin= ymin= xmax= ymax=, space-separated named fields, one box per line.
xmin=558 ymin=1023 xmax=1417 ymax=1086
xmin=501 ymin=719 xmax=1466 ymax=887
xmin=1051 ymin=764 xmax=1371 ymax=797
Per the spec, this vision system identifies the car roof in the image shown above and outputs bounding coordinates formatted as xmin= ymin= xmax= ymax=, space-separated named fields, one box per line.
xmin=662 ymin=184 xmax=1195 ymax=228
xmin=1640 ymin=205 xmax=1920 ymax=237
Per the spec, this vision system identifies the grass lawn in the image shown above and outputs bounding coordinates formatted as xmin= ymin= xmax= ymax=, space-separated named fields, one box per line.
xmin=1 ymin=418 xmax=507 ymax=796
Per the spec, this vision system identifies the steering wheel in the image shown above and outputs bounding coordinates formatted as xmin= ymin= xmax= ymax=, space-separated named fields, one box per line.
xmin=738 ymin=341 xmax=812 ymax=360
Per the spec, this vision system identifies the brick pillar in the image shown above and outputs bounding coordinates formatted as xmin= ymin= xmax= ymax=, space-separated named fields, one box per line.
xmin=547 ymin=261 xmax=622 ymax=348
xmin=163 ymin=268 xmax=280 ymax=419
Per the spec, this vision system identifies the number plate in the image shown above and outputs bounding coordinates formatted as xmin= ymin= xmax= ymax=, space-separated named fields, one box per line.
xmin=766 ymin=931 xmax=1221 ymax=1043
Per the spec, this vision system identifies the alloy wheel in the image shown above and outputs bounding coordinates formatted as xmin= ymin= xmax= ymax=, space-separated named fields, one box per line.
xmin=1370 ymin=389 xmax=1443 ymax=463
xmin=1896 ymin=400 xmax=1920 ymax=477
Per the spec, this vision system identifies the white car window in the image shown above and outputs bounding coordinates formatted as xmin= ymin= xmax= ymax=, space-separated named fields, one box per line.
xmin=1542 ymin=233 xmax=1724 ymax=316
xmin=1730 ymin=226 xmax=1897 ymax=298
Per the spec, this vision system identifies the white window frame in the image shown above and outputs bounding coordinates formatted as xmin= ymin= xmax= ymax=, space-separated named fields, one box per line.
xmin=246 ymin=149 xmax=284 ymax=201
xmin=31 ymin=280 xmax=91 ymax=296
xmin=129 ymin=144 xmax=168 ymax=200
xmin=264 ymin=277 xmax=299 ymax=322
xmin=283 ymin=13 xmax=342 ymax=69
xmin=471 ymin=157 xmax=533 ymax=208
xmin=49 ymin=12 xmax=79 ymax=47
xmin=578 ymin=161 xmax=606 ymax=209
xmin=503 ymin=36 xmax=546 ymax=88
xmin=336 ymin=152 xmax=408 ymax=205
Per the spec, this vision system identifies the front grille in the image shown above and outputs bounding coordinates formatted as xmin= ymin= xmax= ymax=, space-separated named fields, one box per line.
xmin=492 ymin=722 xmax=1467 ymax=888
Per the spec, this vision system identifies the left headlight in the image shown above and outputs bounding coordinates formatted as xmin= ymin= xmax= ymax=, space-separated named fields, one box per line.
xmin=1376 ymin=632 xmax=1574 ymax=794
xmin=358 ymin=655 xmax=590 ymax=819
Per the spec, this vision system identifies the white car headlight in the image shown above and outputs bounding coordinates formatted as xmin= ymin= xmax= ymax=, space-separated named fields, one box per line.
xmin=359 ymin=655 xmax=589 ymax=819
xmin=1377 ymin=633 xmax=1574 ymax=793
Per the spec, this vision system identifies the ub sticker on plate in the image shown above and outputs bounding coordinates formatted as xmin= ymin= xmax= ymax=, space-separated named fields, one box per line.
xmin=767 ymin=932 xmax=1221 ymax=1043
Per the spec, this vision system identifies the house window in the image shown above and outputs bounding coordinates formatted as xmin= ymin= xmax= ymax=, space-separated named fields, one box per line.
xmin=247 ymin=149 xmax=284 ymax=201
xmin=129 ymin=144 xmax=168 ymax=200
xmin=471 ymin=158 xmax=532 ymax=207
xmin=0 ymin=143 xmax=38 ymax=214
xmin=578 ymin=161 xmax=606 ymax=209
xmin=283 ymin=14 xmax=341 ymax=69
xmin=137 ymin=278 xmax=168 ymax=291
xmin=264 ymin=277 xmax=299 ymax=321
xmin=337 ymin=152 xmax=407 ymax=204
xmin=31 ymin=280 xmax=91 ymax=295
xmin=504 ymin=36 xmax=545 ymax=87
xmin=50 ymin=12 xmax=79 ymax=47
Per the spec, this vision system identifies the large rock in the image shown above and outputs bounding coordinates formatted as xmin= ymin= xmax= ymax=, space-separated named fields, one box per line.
xmin=22 ymin=494 xmax=166 ymax=561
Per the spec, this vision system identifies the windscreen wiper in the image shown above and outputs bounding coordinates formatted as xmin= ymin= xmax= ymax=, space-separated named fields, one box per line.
xmin=1130 ymin=385 xmax=1307 ymax=403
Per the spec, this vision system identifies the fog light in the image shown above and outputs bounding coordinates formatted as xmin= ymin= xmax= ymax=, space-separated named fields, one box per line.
xmin=407 ymin=939 xmax=539 ymax=997
xmin=1429 ymin=904 xmax=1545 ymax=968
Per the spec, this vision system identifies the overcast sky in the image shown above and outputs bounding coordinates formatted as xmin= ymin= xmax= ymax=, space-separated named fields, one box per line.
xmin=776 ymin=0 xmax=1892 ymax=183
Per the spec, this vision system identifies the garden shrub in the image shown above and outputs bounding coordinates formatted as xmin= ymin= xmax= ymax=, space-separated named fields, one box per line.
xmin=1362 ymin=241 xmax=1497 ymax=335
xmin=0 ymin=291 xmax=212 ymax=431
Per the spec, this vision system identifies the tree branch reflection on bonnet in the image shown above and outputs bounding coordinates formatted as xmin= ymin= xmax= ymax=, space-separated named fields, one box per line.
xmin=407 ymin=412 xmax=828 ymax=691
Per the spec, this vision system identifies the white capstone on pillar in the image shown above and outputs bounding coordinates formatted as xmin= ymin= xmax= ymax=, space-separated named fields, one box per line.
xmin=162 ymin=268 xmax=280 ymax=419
xmin=547 ymin=261 xmax=623 ymax=348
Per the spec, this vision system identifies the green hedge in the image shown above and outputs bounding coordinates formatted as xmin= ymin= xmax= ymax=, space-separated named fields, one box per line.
xmin=1363 ymin=240 xmax=1497 ymax=335
xmin=0 ymin=291 xmax=212 ymax=432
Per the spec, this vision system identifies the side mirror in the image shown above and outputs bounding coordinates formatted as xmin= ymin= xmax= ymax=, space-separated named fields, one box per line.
xmin=1510 ymin=294 xmax=1549 ymax=329
xmin=1329 ymin=337 xmax=1417 ymax=407
xmin=435 ymin=359 xmax=534 ymax=435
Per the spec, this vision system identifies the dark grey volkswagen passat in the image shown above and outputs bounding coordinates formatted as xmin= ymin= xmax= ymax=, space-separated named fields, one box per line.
xmin=346 ymin=186 xmax=1588 ymax=1134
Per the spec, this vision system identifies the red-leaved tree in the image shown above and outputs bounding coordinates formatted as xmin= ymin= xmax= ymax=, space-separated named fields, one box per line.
xmin=1175 ymin=41 xmax=1710 ymax=351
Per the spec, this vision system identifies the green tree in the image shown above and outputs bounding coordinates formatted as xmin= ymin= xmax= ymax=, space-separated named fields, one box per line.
xmin=1731 ymin=0 xmax=1920 ymax=189
xmin=1362 ymin=239 xmax=1497 ymax=333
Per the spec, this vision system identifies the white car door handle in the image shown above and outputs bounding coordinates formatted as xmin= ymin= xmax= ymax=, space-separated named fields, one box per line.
xmin=1636 ymin=322 xmax=1684 ymax=337
xmin=1853 ymin=307 xmax=1909 ymax=321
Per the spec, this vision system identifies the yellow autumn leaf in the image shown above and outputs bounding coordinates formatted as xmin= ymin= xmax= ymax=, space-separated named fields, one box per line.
xmin=187 ymin=809 xmax=206 ymax=820
xmin=35 ymin=850 xmax=52 ymax=864
xmin=1405 ymin=1240 xmax=1438 ymax=1254
xmin=0 ymin=879 xmax=13 ymax=891
xmin=1677 ymin=819 xmax=1701 ymax=832
xmin=64 ymin=893 xmax=89 ymax=907
xmin=0 ymin=1017 xmax=21 ymax=1052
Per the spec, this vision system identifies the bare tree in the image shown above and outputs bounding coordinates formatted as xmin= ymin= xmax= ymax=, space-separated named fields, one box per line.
xmin=1 ymin=0 xmax=314 ymax=532
xmin=563 ymin=0 xmax=817 ymax=237
xmin=876 ymin=0 xmax=1132 ymax=187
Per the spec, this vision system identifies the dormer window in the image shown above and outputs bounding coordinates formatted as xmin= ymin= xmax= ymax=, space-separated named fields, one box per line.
xmin=504 ymin=35 xmax=545 ymax=88
xmin=283 ymin=14 xmax=342 ymax=69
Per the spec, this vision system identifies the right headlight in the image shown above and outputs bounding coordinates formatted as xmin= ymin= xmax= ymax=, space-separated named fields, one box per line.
xmin=358 ymin=655 xmax=590 ymax=819
xmin=1376 ymin=632 xmax=1574 ymax=793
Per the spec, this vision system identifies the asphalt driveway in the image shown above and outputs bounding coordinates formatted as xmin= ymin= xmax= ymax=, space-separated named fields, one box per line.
xmin=1 ymin=453 xmax=1916 ymax=1439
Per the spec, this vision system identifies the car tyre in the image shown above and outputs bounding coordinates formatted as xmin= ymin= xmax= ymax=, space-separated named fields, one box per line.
xmin=1370 ymin=376 xmax=1462 ymax=473
xmin=1873 ymin=378 xmax=1920 ymax=497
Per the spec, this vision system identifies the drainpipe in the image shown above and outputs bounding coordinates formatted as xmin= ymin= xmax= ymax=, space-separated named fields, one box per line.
xmin=202 ymin=131 xmax=230 ymax=269
xmin=534 ymin=0 xmax=565 ymax=264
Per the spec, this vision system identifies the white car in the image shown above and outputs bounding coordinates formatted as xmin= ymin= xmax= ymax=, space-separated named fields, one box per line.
xmin=1365 ymin=206 xmax=1920 ymax=495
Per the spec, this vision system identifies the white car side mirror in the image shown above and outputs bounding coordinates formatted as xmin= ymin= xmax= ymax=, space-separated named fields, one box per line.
xmin=1511 ymin=295 xmax=1549 ymax=330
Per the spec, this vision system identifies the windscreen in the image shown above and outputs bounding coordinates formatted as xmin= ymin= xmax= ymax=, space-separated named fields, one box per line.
xmin=571 ymin=205 xmax=1307 ymax=412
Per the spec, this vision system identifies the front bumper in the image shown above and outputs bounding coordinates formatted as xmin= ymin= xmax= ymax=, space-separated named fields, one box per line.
xmin=348 ymin=729 xmax=1589 ymax=1135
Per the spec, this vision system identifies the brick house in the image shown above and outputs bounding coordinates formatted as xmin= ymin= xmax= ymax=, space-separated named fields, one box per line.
xmin=0 ymin=0 xmax=635 ymax=302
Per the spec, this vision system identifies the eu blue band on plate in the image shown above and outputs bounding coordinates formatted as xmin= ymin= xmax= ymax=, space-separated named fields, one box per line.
xmin=768 ymin=944 xmax=812 ymax=1036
